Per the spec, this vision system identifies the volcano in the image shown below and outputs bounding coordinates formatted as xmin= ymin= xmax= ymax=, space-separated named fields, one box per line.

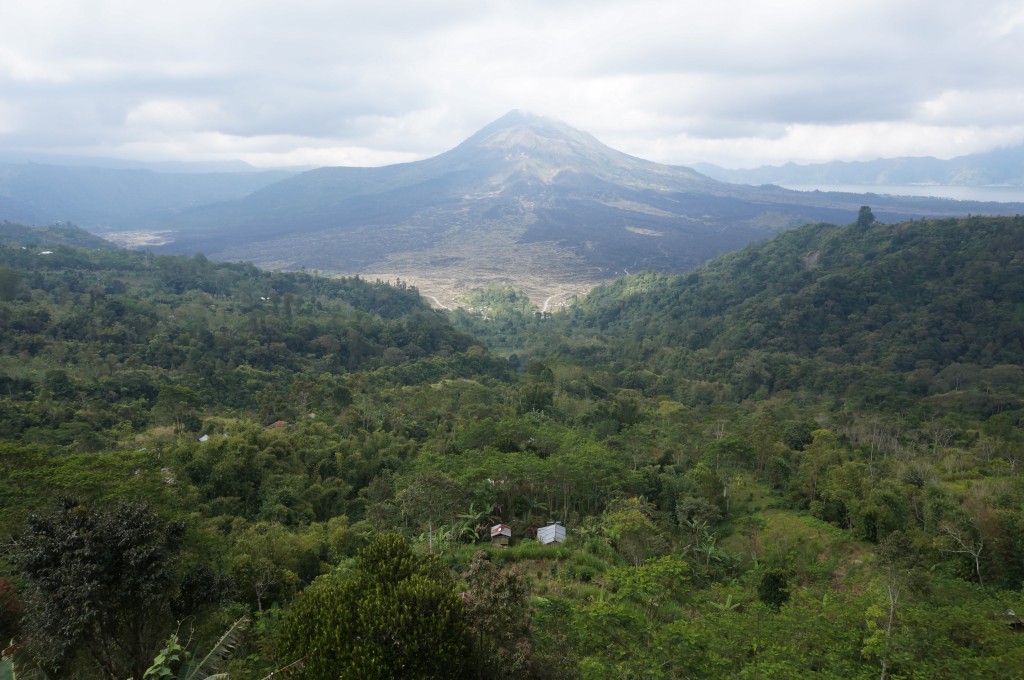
xmin=149 ymin=111 xmax=1024 ymax=302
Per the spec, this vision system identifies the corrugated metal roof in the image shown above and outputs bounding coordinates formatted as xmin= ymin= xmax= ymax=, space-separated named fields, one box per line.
xmin=490 ymin=523 xmax=512 ymax=538
xmin=537 ymin=522 xmax=566 ymax=545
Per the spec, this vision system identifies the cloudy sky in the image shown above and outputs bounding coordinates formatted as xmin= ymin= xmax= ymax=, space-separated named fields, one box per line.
xmin=2 ymin=0 xmax=1024 ymax=169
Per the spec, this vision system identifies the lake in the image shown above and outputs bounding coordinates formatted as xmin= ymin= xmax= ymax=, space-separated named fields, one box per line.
xmin=781 ymin=184 xmax=1024 ymax=204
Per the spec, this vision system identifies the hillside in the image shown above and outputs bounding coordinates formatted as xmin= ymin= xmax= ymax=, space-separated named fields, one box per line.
xmin=574 ymin=215 xmax=1024 ymax=364
xmin=2 ymin=220 xmax=1024 ymax=678
xmin=2 ymin=114 xmax=1023 ymax=306
xmin=0 ymin=230 xmax=497 ymax=456
xmin=142 ymin=112 xmax=1024 ymax=303
xmin=532 ymin=215 xmax=1024 ymax=410
xmin=148 ymin=111 xmax=819 ymax=289
xmin=1 ymin=221 xmax=116 ymax=250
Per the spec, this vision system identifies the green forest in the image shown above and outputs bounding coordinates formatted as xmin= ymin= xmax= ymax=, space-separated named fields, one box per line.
xmin=1 ymin=215 xmax=1023 ymax=678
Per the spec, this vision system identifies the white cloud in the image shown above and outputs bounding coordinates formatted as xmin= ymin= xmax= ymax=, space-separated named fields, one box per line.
xmin=1 ymin=0 xmax=1022 ymax=168
xmin=651 ymin=122 xmax=1024 ymax=169
xmin=919 ymin=90 xmax=1024 ymax=126
xmin=124 ymin=100 xmax=223 ymax=131
xmin=114 ymin=131 xmax=422 ymax=168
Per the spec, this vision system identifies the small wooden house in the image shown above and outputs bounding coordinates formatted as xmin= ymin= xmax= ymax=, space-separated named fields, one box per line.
xmin=538 ymin=522 xmax=566 ymax=545
xmin=490 ymin=523 xmax=512 ymax=547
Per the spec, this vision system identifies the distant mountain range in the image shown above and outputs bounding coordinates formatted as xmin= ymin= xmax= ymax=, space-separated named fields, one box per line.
xmin=0 ymin=164 xmax=294 ymax=229
xmin=694 ymin=144 xmax=1024 ymax=187
xmin=3 ymin=111 xmax=1024 ymax=301
xmin=0 ymin=151 xmax=277 ymax=174
xmin=146 ymin=112 xmax=1024 ymax=300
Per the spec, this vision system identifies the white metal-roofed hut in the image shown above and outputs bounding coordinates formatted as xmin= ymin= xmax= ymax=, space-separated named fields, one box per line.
xmin=537 ymin=522 xmax=566 ymax=545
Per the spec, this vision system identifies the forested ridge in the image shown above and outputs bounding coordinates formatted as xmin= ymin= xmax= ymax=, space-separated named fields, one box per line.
xmin=569 ymin=214 xmax=1024 ymax=369
xmin=2 ymin=216 xmax=1023 ymax=678
xmin=461 ymin=215 xmax=1024 ymax=412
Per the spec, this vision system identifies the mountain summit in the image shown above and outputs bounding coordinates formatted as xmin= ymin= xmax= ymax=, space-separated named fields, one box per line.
xmin=59 ymin=112 xmax=1024 ymax=303
xmin=439 ymin=110 xmax=710 ymax=190
xmin=458 ymin=109 xmax=609 ymax=162
xmin=462 ymin=109 xmax=587 ymax=152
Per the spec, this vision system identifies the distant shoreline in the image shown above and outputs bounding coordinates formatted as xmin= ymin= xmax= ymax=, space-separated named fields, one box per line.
xmin=781 ymin=183 xmax=1024 ymax=203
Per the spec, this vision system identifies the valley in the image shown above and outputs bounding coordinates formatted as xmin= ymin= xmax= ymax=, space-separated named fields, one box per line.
xmin=7 ymin=112 xmax=1024 ymax=304
xmin=2 ymin=215 xmax=1022 ymax=677
xmin=5 ymin=1 xmax=1023 ymax=676
xmin=3 ymin=114 xmax=1024 ymax=678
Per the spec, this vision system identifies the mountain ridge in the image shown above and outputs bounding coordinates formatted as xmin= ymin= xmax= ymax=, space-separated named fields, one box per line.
xmin=144 ymin=112 xmax=1024 ymax=303
xmin=0 ymin=163 xmax=296 ymax=229
xmin=694 ymin=144 xmax=1024 ymax=187
xmin=539 ymin=214 xmax=1024 ymax=413
xmin=4 ymin=111 xmax=1024 ymax=302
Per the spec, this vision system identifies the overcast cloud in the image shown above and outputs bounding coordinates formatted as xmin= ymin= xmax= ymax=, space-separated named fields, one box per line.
xmin=2 ymin=0 xmax=1023 ymax=168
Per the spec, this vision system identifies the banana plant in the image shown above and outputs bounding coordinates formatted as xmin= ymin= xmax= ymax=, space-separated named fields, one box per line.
xmin=1 ymin=643 xmax=49 ymax=680
xmin=709 ymin=594 xmax=741 ymax=612
xmin=143 ymin=617 xmax=249 ymax=680
xmin=455 ymin=501 xmax=498 ymax=541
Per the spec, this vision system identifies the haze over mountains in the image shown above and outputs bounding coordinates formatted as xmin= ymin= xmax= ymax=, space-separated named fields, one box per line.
xmin=3 ymin=111 xmax=1024 ymax=303
xmin=694 ymin=144 xmax=1024 ymax=188
xmin=0 ymin=164 xmax=293 ymax=229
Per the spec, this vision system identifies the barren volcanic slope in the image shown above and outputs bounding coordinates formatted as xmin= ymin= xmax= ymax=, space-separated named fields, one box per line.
xmin=152 ymin=111 xmax=1024 ymax=303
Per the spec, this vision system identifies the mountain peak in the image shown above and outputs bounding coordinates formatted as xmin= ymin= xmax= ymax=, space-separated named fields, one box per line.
xmin=463 ymin=111 xmax=592 ymax=151
xmin=491 ymin=109 xmax=546 ymax=126
xmin=90 ymin=110 xmax=1018 ymax=303
xmin=450 ymin=110 xmax=650 ymax=184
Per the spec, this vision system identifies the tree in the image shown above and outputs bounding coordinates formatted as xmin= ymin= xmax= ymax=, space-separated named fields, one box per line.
xmin=608 ymin=555 xmax=690 ymax=623
xmin=278 ymin=533 xmax=471 ymax=679
xmin=463 ymin=552 xmax=533 ymax=679
xmin=757 ymin=569 xmax=790 ymax=610
xmin=397 ymin=470 xmax=463 ymax=553
xmin=820 ymin=461 xmax=870 ymax=531
xmin=603 ymin=497 xmax=666 ymax=567
xmin=0 ymin=266 xmax=20 ymax=301
xmin=750 ymin=410 xmax=786 ymax=474
xmin=686 ymin=462 xmax=727 ymax=518
xmin=8 ymin=499 xmax=185 ymax=679
xmin=856 ymin=205 xmax=876 ymax=228
xmin=796 ymin=429 xmax=844 ymax=506
xmin=863 ymin=530 xmax=924 ymax=680
xmin=0 ymin=578 xmax=22 ymax=644
xmin=227 ymin=522 xmax=318 ymax=611
xmin=940 ymin=516 xmax=986 ymax=587
xmin=153 ymin=383 xmax=202 ymax=433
